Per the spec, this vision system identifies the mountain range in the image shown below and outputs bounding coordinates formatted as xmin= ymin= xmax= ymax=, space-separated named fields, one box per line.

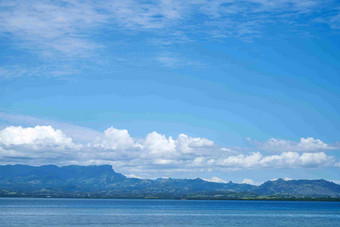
xmin=1 ymin=165 xmax=340 ymax=200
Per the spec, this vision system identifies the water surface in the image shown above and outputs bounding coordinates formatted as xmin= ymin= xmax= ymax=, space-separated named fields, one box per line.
xmin=0 ymin=198 xmax=339 ymax=226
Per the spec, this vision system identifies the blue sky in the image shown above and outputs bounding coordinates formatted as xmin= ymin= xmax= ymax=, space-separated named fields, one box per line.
xmin=0 ymin=0 xmax=340 ymax=184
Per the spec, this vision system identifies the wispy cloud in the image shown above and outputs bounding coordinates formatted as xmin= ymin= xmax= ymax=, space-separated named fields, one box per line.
xmin=0 ymin=0 xmax=337 ymax=56
xmin=0 ymin=0 xmax=338 ymax=79
xmin=0 ymin=1 xmax=105 ymax=57
xmin=314 ymin=7 xmax=340 ymax=30
xmin=0 ymin=65 xmax=78 ymax=79
xmin=156 ymin=52 xmax=204 ymax=68
xmin=329 ymin=10 xmax=340 ymax=29
xmin=102 ymin=0 xmax=186 ymax=30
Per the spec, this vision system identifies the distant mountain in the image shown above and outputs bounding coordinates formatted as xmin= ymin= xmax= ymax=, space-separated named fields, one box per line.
xmin=253 ymin=178 xmax=340 ymax=197
xmin=0 ymin=165 xmax=339 ymax=200
xmin=0 ymin=165 xmax=255 ymax=195
xmin=0 ymin=164 xmax=126 ymax=191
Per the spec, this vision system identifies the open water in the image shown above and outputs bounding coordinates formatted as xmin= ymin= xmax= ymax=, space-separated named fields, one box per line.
xmin=0 ymin=198 xmax=339 ymax=226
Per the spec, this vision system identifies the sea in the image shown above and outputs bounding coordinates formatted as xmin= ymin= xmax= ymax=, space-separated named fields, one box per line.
xmin=0 ymin=198 xmax=339 ymax=226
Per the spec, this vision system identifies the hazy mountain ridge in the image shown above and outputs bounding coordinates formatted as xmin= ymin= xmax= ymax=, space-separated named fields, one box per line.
xmin=253 ymin=178 xmax=340 ymax=197
xmin=1 ymin=165 xmax=339 ymax=200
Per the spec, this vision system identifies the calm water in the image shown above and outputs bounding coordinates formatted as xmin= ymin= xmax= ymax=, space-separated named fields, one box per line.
xmin=0 ymin=198 xmax=340 ymax=226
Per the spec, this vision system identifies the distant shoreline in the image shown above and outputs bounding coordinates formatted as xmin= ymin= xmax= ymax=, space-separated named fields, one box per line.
xmin=1 ymin=195 xmax=340 ymax=202
xmin=2 ymin=165 xmax=340 ymax=201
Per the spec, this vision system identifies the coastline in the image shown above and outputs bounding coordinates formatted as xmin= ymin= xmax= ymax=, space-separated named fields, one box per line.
xmin=1 ymin=195 xmax=340 ymax=202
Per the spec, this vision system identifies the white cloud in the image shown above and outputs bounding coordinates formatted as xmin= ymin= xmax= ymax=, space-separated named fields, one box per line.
xmin=0 ymin=125 xmax=81 ymax=163
xmin=330 ymin=180 xmax=340 ymax=185
xmin=143 ymin=131 xmax=176 ymax=156
xmin=299 ymin=152 xmax=332 ymax=167
xmin=0 ymin=146 xmax=23 ymax=158
xmin=270 ymin=178 xmax=293 ymax=182
xmin=214 ymin=152 xmax=263 ymax=168
xmin=207 ymin=151 xmax=336 ymax=169
xmin=204 ymin=176 xmax=227 ymax=183
xmin=251 ymin=137 xmax=335 ymax=152
xmin=0 ymin=125 xmax=75 ymax=149
xmin=153 ymin=158 xmax=180 ymax=165
xmin=92 ymin=127 xmax=136 ymax=150
xmin=176 ymin=133 xmax=214 ymax=154
xmin=0 ymin=112 xmax=103 ymax=143
xmin=141 ymin=131 xmax=216 ymax=159
xmin=260 ymin=151 xmax=335 ymax=168
xmin=241 ymin=178 xmax=255 ymax=185
xmin=125 ymin=173 xmax=143 ymax=179
xmin=192 ymin=157 xmax=206 ymax=166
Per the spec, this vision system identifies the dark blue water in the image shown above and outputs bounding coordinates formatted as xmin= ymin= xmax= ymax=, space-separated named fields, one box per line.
xmin=0 ymin=198 xmax=339 ymax=226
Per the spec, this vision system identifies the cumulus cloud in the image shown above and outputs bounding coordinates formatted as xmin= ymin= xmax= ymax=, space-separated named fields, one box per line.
xmin=92 ymin=127 xmax=136 ymax=150
xmin=251 ymin=137 xmax=335 ymax=152
xmin=0 ymin=125 xmax=76 ymax=149
xmin=0 ymin=112 xmax=103 ymax=143
xmin=143 ymin=131 xmax=176 ymax=156
xmin=89 ymin=128 xmax=216 ymax=159
xmin=0 ymin=125 xmax=81 ymax=163
xmin=176 ymin=133 xmax=214 ymax=154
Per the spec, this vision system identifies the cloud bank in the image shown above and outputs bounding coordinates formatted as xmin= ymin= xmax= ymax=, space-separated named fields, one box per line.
xmin=0 ymin=125 xmax=339 ymax=177
xmin=251 ymin=137 xmax=335 ymax=152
